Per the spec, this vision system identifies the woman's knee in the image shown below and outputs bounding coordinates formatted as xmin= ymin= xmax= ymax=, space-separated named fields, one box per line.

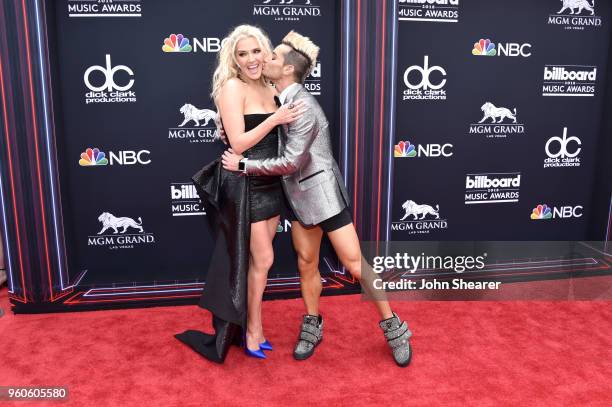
xmin=251 ymin=248 xmax=274 ymax=271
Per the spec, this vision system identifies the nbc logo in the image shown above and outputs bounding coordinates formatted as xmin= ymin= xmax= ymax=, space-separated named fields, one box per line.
xmin=542 ymin=65 xmax=597 ymax=96
xmin=391 ymin=199 xmax=448 ymax=234
xmin=530 ymin=204 xmax=583 ymax=220
xmin=161 ymin=34 xmax=226 ymax=53
xmin=472 ymin=39 xmax=496 ymax=56
xmin=543 ymin=127 xmax=581 ymax=168
xmin=394 ymin=140 xmax=453 ymax=158
xmin=162 ymin=34 xmax=192 ymax=53
xmin=88 ymin=211 xmax=156 ymax=250
xmin=472 ymin=38 xmax=531 ymax=57
xmin=79 ymin=147 xmax=151 ymax=166
xmin=253 ymin=0 xmax=321 ymax=21
xmin=464 ymin=173 xmax=521 ymax=204
xmin=547 ymin=1 xmax=601 ymax=30
xmin=397 ymin=0 xmax=459 ymax=23
xmin=171 ymin=182 xmax=205 ymax=216
xmin=276 ymin=219 xmax=293 ymax=233
xmin=67 ymin=0 xmax=142 ymax=18
xmin=79 ymin=148 xmax=108 ymax=166
xmin=468 ymin=102 xmax=525 ymax=139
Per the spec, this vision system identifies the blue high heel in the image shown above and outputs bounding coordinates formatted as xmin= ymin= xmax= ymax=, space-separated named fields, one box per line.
xmin=259 ymin=340 xmax=273 ymax=351
xmin=243 ymin=333 xmax=266 ymax=359
xmin=245 ymin=346 xmax=266 ymax=359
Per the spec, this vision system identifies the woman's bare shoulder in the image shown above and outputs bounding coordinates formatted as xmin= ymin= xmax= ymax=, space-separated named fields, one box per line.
xmin=219 ymin=78 xmax=246 ymax=98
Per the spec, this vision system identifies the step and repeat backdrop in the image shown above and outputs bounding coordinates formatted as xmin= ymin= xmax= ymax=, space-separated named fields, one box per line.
xmin=2 ymin=0 xmax=610 ymax=311
xmin=390 ymin=0 xmax=610 ymax=241
xmin=52 ymin=0 xmax=341 ymax=297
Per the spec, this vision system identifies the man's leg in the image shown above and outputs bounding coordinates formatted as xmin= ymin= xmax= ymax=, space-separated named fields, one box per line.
xmin=325 ymin=223 xmax=393 ymax=319
xmin=326 ymin=221 xmax=412 ymax=367
xmin=290 ymin=221 xmax=325 ymax=360
xmin=290 ymin=221 xmax=324 ymax=315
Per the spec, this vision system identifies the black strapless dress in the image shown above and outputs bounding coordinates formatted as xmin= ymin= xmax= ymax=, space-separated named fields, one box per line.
xmin=243 ymin=113 xmax=282 ymax=222
xmin=174 ymin=114 xmax=280 ymax=363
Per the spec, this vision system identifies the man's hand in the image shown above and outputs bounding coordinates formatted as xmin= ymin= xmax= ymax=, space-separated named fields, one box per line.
xmin=222 ymin=148 xmax=244 ymax=172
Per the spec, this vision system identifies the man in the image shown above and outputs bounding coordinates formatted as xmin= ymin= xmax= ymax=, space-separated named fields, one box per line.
xmin=222 ymin=31 xmax=412 ymax=367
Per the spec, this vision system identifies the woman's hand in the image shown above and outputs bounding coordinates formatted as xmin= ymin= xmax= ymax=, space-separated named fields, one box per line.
xmin=272 ymin=100 xmax=306 ymax=126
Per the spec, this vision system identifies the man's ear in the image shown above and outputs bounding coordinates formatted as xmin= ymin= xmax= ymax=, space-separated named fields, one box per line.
xmin=283 ymin=64 xmax=295 ymax=77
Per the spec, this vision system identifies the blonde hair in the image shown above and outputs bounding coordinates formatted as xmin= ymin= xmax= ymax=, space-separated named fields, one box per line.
xmin=282 ymin=30 xmax=319 ymax=81
xmin=211 ymin=25 xmax=272 ymax=103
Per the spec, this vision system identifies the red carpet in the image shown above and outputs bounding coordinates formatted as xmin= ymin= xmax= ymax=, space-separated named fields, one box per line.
xmin=0 ymin=282 xmax=611 ymax=406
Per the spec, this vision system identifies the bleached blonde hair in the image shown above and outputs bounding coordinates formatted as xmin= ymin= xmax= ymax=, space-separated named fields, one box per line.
xmin=281 ymin=30 xmax=319 ymax=82
xmin=211 ymin=25 xmax=273 ymax=102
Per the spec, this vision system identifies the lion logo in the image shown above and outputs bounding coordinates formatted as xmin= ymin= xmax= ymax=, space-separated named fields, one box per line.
xmin=400 ymin=200 xmax=440 ymax=221
xmin=263 ymin=0 xmax=311 ymax=4
xmin=178 ymin=104 xmax=217 ymax=127
xmin=97 ymin=212 xmax=144 ymax=235
xmin=557 ymin=0 xmax=595 ymax=15
xmin=478 ymin=102 xmax=517 ymax=124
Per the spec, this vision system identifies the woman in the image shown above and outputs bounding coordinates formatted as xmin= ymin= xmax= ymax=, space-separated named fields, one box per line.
xmin=175 ymin=25 xmax=304 ymax=362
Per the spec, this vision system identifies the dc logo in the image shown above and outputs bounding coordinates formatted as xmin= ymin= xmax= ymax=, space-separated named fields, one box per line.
xmin=545 ymin=127 xmax=581 ymax=158
xmin=84 ymin=54 xmax=134 ymax=92
xmin=403 ymin=55 xmax=446 ymax=90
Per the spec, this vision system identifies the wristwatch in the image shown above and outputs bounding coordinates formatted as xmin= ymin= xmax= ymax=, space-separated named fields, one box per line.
xmin=238 ymin=158 xmax=248 ymax=173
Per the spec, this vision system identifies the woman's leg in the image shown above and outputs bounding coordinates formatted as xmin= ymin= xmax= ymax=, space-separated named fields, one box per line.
xmin=246 ymin=215 xmax=279 ymax=350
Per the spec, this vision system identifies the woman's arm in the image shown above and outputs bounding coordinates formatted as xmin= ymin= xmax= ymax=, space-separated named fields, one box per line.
xmin=217 ymin=79 xmax=304 ymax=155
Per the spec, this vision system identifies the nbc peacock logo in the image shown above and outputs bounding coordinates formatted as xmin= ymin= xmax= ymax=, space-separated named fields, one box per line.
xmin=531 ymin=204 xmax=552 ymax=220
xmin=472 ymin=39 xmax=497 ymax=56
xmin=79 ymin=147 xmax=108 ymax=166
xmin=394 ymin=141 xmax=416 ymax=158
xmin=162 ymin=34 xmax=193 ymax=53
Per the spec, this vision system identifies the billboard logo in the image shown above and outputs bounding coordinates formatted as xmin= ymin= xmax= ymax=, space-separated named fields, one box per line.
xmin=169 ymin=103 xmax=218 ymax=143
xmin=542 ymin=65 xmax=597 ymax=96
xmin=465 ymin=173 xmax=521 ymax=204
xmin=84 ymin=55 xmax=136 ymax=104
xmin=543 ymin=127 xmax=581 ymax=168
xmin=79 ymin=148 xmax=151 ymax=166
xmin=68 ymin=0 xmax=142 ymax=18
xmin=472 ymin=39 xmax=532 ymax=57
xmin=88 ymin=211 xmax=155 ymax=249
xmin=392 ymin=199 xmax=448 ymax=234
xmin=531 ymin=204 xmax=583 ymax=220
xmin=469 ymin=102 xmax=525 ymax=139
xmin=403 ymin=56 xmax=447 ymax=101
xmin=394 ymin=140 xmax=453 ymax=158
xmin=171 ymin=183 xmax=205 ymax=216
xmin=398 ymin=0 xmax=459 ymax=23
xmin=304 ymin=62 xmax=321 ymax=95
xmin=254 ymin=0 xmax=321 ymax=21
xmin=548 ymin=1 xmax=601 ymax=30
xmin=162 ymin=34 xmax=193 ymax=53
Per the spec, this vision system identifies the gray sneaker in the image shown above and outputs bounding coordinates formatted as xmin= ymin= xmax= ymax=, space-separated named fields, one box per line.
xmin=379 ymin=312 xmax=412 ymax=367
xmin=293 ymin=314 xmax=323 ymax=360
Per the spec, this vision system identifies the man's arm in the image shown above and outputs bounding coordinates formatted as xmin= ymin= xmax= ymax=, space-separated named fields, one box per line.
xmin=244 ymin=99 xmax=319 ymax=176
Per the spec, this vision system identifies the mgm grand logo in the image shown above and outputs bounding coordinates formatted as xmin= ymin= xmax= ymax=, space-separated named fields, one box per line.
xmin=169 ymin=103 xmax=218 ymax=143
xmin=468 ymin=102 xmax=525 ymax=139
xmin=253 ymin=0 xmax=321 ymax=21
xmin=548 ymin=0 xmax=601 ymax=30
xmin=88 ymin=212 xmax=155 ymax=250
xmin=391 ymin=200 xmax=448 ymax=235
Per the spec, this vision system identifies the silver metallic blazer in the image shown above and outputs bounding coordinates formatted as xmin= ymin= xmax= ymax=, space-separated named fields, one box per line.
xmin=244 ymin=84 xmax=350 ymax=226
